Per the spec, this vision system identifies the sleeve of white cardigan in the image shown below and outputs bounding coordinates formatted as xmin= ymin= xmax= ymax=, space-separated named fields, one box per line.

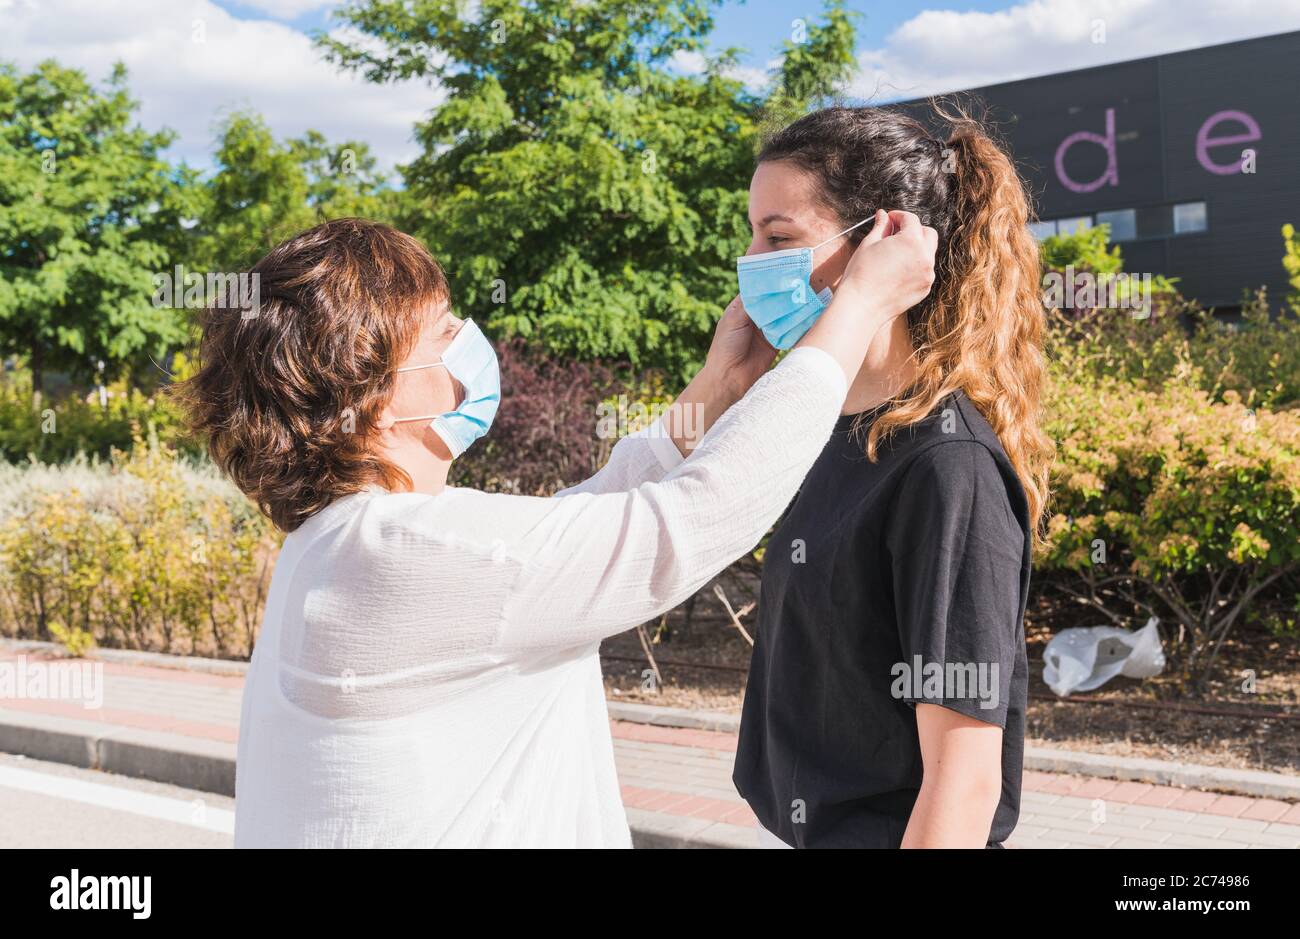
xmin=495 ymin=346 xmax=847 ymax=656
xmin=555 ymin=418 xmax=684 ymax=498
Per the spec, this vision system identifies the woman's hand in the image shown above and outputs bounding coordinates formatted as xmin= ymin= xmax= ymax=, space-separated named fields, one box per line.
xmin=839 ymin=209 xmax=938 ymax=314
xmin=797 ymin=209 xmax=938 ymax=385
xmin=659 ymin=297 xmax=776 ymax=458
xmin=701 ymin=294 xmax=777 ymax=401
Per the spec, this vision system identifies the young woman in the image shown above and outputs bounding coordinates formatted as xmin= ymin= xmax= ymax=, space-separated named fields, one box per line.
xmin=732 ymin=105 xmax=1054 ymax=848
xmin=179 ymin=214 xmax=936 ymax=847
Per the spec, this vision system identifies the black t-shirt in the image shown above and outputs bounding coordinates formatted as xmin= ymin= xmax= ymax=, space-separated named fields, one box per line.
xmin=733 ymin=391 xmax=1031 ymax=848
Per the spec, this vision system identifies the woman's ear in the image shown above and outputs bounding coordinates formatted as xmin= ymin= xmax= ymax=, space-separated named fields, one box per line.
xmin=373 ymin=402 xmax=397 ymax=432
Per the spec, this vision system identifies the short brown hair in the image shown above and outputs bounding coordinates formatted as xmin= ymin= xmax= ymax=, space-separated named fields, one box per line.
xmin=176 ymin=218 xmax=450 ymax=532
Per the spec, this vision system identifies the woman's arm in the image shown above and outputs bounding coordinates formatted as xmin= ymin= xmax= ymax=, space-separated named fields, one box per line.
xmin=901 ymin=704 xmax=1005 ymax=848
xmin=557 ymin=300 xmax=754 ymax=497
xmin=886 ymin=437 xmax=1025 ymax=848
xmin=490 ymin=212 xmax=937 ymax=655
xmin=494 ymin=344 xmax=847 ymax=656
xmin=555 ymin=420 xmax=685 ymax=497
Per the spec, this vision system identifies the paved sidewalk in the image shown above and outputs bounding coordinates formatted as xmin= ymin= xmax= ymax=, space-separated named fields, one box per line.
xmin=2 ymin=647 xmax=1298 ymax=848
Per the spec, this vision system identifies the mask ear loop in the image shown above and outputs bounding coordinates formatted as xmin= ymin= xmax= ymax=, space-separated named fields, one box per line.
xmin=811 ymin=215 xmax=876 ymax=252
xmin=737 ymin=215 xmax=877 ymax=265
xmin=390 ymin=361 xmax=451 ymax=423
xmin=395 ymin=361 xmax=448 ymax=374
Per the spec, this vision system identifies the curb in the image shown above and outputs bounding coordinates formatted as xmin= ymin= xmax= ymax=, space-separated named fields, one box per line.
xmin=0 ymin=711 xmax=236 ymax=796
xmin=607 ymin=701 xmax=740 ymax=734
xmin=0 ymin=710 xmax=745 ymax=848
xmin=1022 ymin=745 xmax=1300 ymax=802
xmin=0 ymin=639 xmax=249 ymax=677
xmin=609 ymin=701 xmax=1300 ymax=802
xmin=7 ymin=641 xmax=1297 ymax=805
xmin=626 ymin=808 xmax=755 ymax=849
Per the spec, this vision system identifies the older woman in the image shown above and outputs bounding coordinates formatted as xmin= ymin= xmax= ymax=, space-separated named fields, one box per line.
xmin=180 ymin=213 xmax=935 ymax=847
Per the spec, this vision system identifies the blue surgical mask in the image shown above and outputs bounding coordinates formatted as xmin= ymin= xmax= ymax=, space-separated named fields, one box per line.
xmin=391 ymin=318 xmax=500 ymax=457
xmin=736 ymin=216 xmax=875 ymax=349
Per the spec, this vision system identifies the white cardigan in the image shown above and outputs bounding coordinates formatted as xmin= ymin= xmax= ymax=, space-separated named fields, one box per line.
xmin=233 ymin=346 xmax=847 ymax=847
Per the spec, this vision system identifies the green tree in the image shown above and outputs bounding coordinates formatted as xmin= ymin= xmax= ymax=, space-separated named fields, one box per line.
xmin=759 ymin=0 xmax=858 ymax=134
xmin=194 ymin=112 xmax=401 ymax=274
xmin=0 ymin=60 xmax=194 ymax=392
xmin=289 ymin=129 xmax=396 ymax=219
xmin=194 ymin=111 xmax=313 ymax=274
xmin=321 ymin=0 xmax=858 ymax=378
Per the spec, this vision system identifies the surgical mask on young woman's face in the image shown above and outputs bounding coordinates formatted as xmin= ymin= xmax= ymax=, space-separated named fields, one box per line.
xmin=736 ymin=216 xmax=875 ymax=349
xmin=389 ymin=318 xmax=500 ymax=458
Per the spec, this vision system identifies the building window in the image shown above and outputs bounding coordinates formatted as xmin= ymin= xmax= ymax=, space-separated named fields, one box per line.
xmin=1174 ymin=201 xmax=1208 ymax=234
xmin=1033 ymin=201 xmax=1208 ymax=242
xmin=1096 ymin=208 xmax=1137 ymax=241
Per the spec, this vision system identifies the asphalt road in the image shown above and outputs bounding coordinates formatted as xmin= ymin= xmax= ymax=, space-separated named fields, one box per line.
xmin=0 ymin=752 xmax=232 ymax=849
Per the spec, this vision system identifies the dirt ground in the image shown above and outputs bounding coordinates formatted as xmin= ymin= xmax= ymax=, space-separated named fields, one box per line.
xmin=600 ymin=573 xmax=1300 ymax=776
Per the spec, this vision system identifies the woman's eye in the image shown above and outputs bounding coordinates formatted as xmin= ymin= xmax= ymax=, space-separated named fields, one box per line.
xmin=767 ymin=236 xmax=788 ymax=246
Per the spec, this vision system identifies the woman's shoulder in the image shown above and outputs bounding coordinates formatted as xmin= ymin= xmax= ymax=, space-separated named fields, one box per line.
xmin=299 ymin=486 xmax=549 ymax=557
xmin=891 ymin=389 xmax=990 ymax=444
xmin=886 ymin=393 xmax=1029 ymax=537
xmin=891 ymin=392 xmax=1009 ymax=470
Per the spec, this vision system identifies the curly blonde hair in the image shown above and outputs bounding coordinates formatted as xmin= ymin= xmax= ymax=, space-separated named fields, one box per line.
xmin=759 ymin=101 xmax=1054 ymax=535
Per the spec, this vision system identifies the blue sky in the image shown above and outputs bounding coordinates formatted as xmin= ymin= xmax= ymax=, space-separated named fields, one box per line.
xmin=4 ymin=0 xmax=1300 ymax=174
xmin=212 ymin=1 xmax=1041 ymax=78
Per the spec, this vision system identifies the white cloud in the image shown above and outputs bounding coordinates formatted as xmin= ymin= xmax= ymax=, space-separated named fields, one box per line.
xmin=728 ymin=61 xmax=773 ymax=93
xmin=848 ymin=0 xmax=1300 ymax=102
xmin=669 ymin=49 xmax=708 ymax=74
xmin=669 ymin=48 xmax=773 ymax=93
xmin=0 ymin=0 xmax=441 ymax=174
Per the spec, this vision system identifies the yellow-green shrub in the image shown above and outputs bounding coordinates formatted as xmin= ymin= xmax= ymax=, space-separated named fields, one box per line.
xmin=0 ymin=364 xmax=199 ymax=464
xmin=1039 ymin=343 xmax=1300 ymax=682
xmin=0 ymin=441 xmax=279 ymax=658
xmin=1048 ymin=290 xmax=1300 ymax=410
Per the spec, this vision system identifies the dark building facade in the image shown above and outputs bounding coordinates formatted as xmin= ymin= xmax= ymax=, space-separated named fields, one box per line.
xmin=901 ymin=30 xmax=1300 ymax=311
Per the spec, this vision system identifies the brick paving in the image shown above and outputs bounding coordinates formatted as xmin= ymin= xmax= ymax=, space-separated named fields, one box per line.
xmin=2 ymin=648 xmax=1298 ymax=847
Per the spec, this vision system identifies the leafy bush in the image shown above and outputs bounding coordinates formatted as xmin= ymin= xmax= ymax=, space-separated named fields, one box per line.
xmin=452 ymin=338 xmax=635 ymax=495
xmin=0 ymin=362 xmax=199 ymax=463
xmin=1048 ymin=290 xmax=1300 ymax=410
xmin=1039 ymin=223 xmax=1124 ymax=276
xmin=0 ymin=441 xmax=278 ymax=658
xmin=1039 ymin=222 xmax=1181 ymax=318
xmin=1039 ymin=332 xmax=1300 ymax=683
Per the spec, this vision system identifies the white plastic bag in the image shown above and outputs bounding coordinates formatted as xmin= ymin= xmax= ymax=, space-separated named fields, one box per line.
xmin=1042 ymin=617 xmax=1165 ymax=696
